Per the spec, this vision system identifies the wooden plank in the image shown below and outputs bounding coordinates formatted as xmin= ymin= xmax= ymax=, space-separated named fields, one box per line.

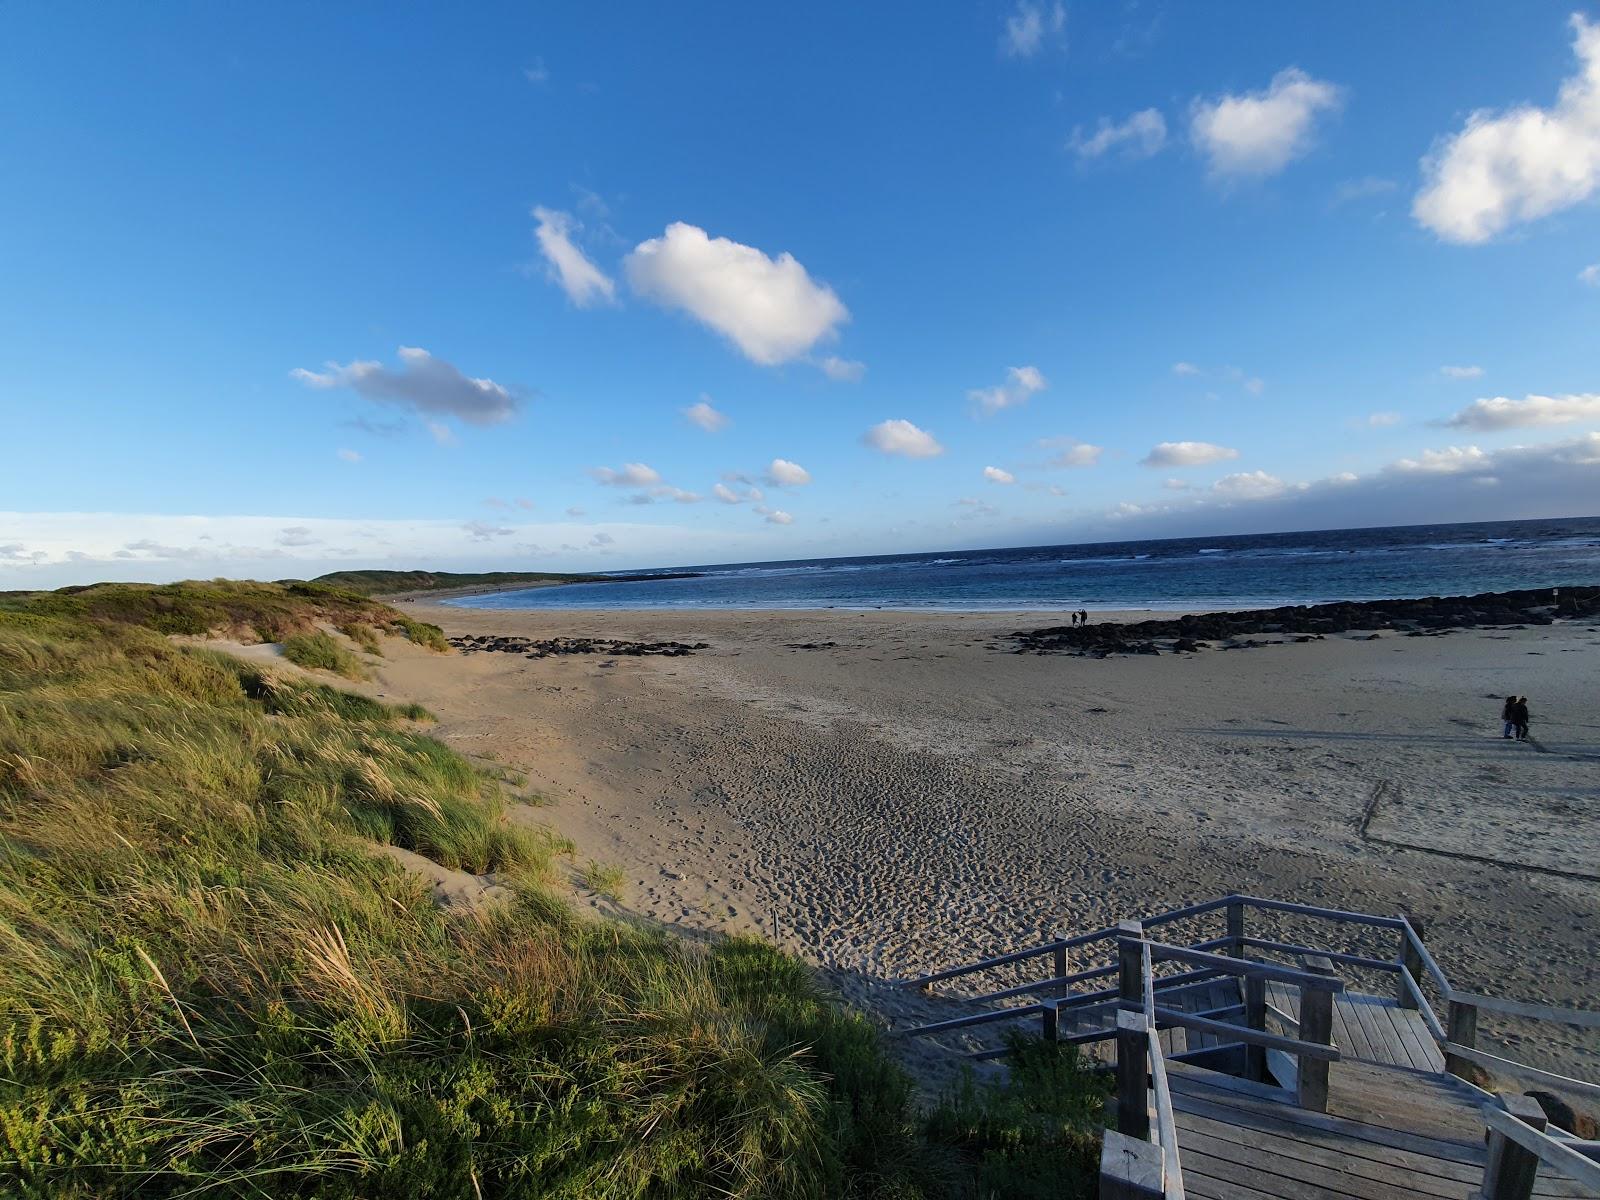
xmin=1393 ymin=1005 xmax=1446 ymax=1072
xmin=1240 ymin=936 xmax=1399 ymax=975
xmin=1483 ymin=1103 xmax=1600 ymax=1192
xmin=1443 ymin=1042 xmax=1600 ymax=1100
xmin=1173 ymin=1108 xmax=1477 ymax=1197
xmin=1168 ymin=1087 xmax=1485 ymax=1183
xmin=1177 ymin=1132 xmax=1473 ymax=1200
xmin=1149 ymin=941 xmax=1344 ymax=991
xmin=1332 ymin=994 xmax=1376 ymax=1062
xmin=1154 ymin=1006 xmax=1339 ymax=1060
xmin=1236 ymin=895 xmax=1407 ymax=931
xmin=1346 ymin=994 xmax=1403 ymax=1067
xmin=1450 ymin=991 xmax=1600 ymax=1029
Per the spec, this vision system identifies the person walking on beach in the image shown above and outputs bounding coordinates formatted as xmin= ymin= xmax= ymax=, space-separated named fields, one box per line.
xmin=1078 ymin=608 xmax=1089 ymax=626
xmin=1501 ymin=695 xmax=1518 ymax=739
xmin=1511 ymin=695 xmax=1531 ymax=742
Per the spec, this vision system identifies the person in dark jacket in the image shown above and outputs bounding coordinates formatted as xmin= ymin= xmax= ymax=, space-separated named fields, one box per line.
xmin=1511 ymin=696 xmax=1530 ymax=742
xmin=1501 ymin=695 xmax=1518 ymax=739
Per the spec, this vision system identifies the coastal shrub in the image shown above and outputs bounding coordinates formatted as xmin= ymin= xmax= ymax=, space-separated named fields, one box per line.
xmin=282 ymin=630 xmax=370 ymax=679
xmin=337 ymin=620 xmax=384 ymax=655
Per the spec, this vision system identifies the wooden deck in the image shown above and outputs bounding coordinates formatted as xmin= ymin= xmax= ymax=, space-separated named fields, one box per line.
xmin=1265 ymin=980 xmax=1447 ymax=1073
xmin=1169 ymin=1060 xmax=1587 ymax=1199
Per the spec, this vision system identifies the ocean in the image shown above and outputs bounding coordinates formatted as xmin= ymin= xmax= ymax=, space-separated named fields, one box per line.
xmin=447 ymin=516 xmax=1600 ymax=613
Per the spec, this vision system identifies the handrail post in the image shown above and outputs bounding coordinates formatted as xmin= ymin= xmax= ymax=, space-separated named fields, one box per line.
xmin=1399 ymin=915 xmax=1424 ymax=1009
xmin=1053 ymin=935 xmax=1069 ymax=1000
xmin=1244 ymin=975 xmax=1267 ymax=1082
xmin=1226 ymin=896 xmax=1245 ymax=957
xmin=1481 ymin=1093 xmax=1547 ymax=1200
xmin=1114 ymin=1007 xmax=1150 ymax=1141
xmin=1041 ymin=999 xmax=1059 ymax=1044
xmin=1099 ymin=1128 xmax=1163 ymax=1199
xmin=1117 ymin=920 xmax=1145 ymax=1008
xmin=1445 ymin=998 xmax=1479 ymax=1079
xmin=1296 ymin=954 xmax=1335 ymax=1112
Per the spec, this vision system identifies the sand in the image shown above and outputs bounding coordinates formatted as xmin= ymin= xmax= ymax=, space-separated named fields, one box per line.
xmin=348 ymin=601 xmax=1599 ymax=1083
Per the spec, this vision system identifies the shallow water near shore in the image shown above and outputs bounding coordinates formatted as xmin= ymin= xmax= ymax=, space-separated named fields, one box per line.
xmin=449 ymin=516 xmax=1600 ymax=612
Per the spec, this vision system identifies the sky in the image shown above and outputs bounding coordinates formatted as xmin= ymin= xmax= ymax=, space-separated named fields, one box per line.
xmin=3 ymin=1 xmax=1600 ymax=586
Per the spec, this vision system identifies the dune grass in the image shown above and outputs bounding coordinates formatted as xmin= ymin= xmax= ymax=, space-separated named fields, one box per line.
xmin=337 ymin=621 xmax=384 ymax=656
xmin=582 ymin=859 xmax=627 ymax=901
xmin=282 ymin=629 xmax=371 ymax=679
xmin=0 ymin=584 xmax=1105 ymax=1197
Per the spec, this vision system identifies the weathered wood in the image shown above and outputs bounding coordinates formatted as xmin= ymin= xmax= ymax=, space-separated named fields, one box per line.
xmin=1148 ymin=941 xmax=1344 ymax=991
xmin=1041 ymin=999 xmax=1058 ymax=1043
xmin=1443 ymin=1041 xmax=1600 ymax=1100
xmin=897 ymin=1001 xmax=1044 ymax=1038
xmin=1235 ymin=895 xmax=1408 ymax=931
xmin=1399 ymin=968 xmax=1447 ymax=1042
xmin=1053 ymin=936 xmax=1069 ymax=999
xmin=1295 ymin=955 xmax=1335 ymax=1113
xmin=1101 ymin=1128 xmax=1165 ymax=1199
xmin=1154 ymin=1006 xmax=1338 ymax=1061
xmin=1449 ymin=991 xmax=1600 ymax=1030
xmin=1444 ymin=999 xmax=1477 ymax=1079
xmin=1483 ymin=1093 xmax=1548 ymax=1200
xmin=1226 ymin=899 xmax=1245 ymax=959
xmin=1399 ymin=915 xmax=1425 ymax=1009
xmin=1120 ymin=919 xmax=1147 ymax=1007
xmin=1117 ymin=1007 xmax=1152 ymax=1140
xmin=966 ymin=960 xmax=1116 ymax=1004
xmin=1239 ymin=936 xmax=1399 ymax=976
xmin=1146 ymin=1024 xmax=1184 ymax=1196
xmin=1244 ymin=975 xmax=1267 ymax=1083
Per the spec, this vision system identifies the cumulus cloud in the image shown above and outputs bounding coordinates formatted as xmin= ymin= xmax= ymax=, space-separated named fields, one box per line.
xmin=1414 ymin=15 xmax=1600 ymax=243
xmin=1000 ymin=1 xmax=1065 ymax=57
xmin=1389 ymin=445 xmax=1491 ymax=474
xmin=1039 ymin=437 xmax=1104 ymax=468
xmin=1212 ymin=470 xmax=1287 ymax=499
xmin=764 ymin=510 xmax=794 ymax=525
xmin=1190 ymin=68 xmax=1343 ymax=178
xmin=684 ymin=397 xmax=729 ymax=432
xmin=1070 ymin=109 xmax=1167 ymax=160
xmin=863 ymin=419 xmax=944 ymax=458
xmin=523 ymin=58 xmax=549 ymax=84
xmin=970 ymin=365 xmax=1048 ymax=414
xmin=625 ymin=222 xmax=848 ymax=365
xmin=983 ymin=466 xmax=1016 ymax=484
xmin=532 ymin=206 xmax=616 ymax=307
xmin=1443 ymin=392 xmax=1600 ymax=430
xmin=1140 ymin=440 xmax=1240 ymax=468
xmin=817 ymin=355 xmax=866 ymax=382
xmin=1441 ymin=364 xmax=1485 ymax=379
xmin=764 ymin=458 xmax=812 ymax=487
xmin=590 ymin=462 xmax=661 ymax=487
xmin=293 ymin=346 xmax=518 ymax=426
xmin=1582 ymin=262 xmax=1600 ymax=285
xmin=337 ymin=448 xmax=362 ymax=463
xmin=1172 ymin=361 xmax=1203 ymax=376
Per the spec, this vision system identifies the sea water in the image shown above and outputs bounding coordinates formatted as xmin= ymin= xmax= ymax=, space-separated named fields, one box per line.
xmin=447 ymin=516 xmax=1600 ymax=613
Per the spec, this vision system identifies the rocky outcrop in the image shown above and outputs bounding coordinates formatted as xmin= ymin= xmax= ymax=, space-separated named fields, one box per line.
xmin=1009 ymin=585 xmax=1600 ymax=658
xmin=447 ymin=634 xmax=709 ymax=658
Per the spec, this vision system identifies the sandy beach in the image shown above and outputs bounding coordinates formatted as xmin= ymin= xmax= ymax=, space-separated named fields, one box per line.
xmin=360 ymin=598 xmax=1600 ymax=1078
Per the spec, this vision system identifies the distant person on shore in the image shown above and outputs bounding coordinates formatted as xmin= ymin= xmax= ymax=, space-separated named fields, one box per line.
xmin=1501 ymin=695 xmax=1518 ymax=739
xmin=1512 ymin=696 xmax=1531 ymax=742
xmin=1079 ymin=608 xmax=1089 ymax=626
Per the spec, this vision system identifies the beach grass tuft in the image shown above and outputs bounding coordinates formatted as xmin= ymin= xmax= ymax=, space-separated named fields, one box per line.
xmin=582 ymin=859 xmax=627 ymax=900
xmin=0 ymin=581 xmax=1105 ymax=1197
xmin=282 ymin=629 xmax=370 ymax=679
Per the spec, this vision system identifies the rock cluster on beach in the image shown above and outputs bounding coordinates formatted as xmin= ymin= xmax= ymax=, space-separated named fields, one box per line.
xmin=447 ymin=634 xmax=709 ymax=658
xmin=1010 ymin=585 xmax=1600 ymax=658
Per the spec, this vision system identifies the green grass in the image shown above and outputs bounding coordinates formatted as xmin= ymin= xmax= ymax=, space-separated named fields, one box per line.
xmin=0 ymin=584 xmax=1105 ymax=1197
xmin=582 ymin=860 xmax=627 ymax=901
xmin=282 ymin=630 xmax=370 ymax=680
xmin=337 ymin=621 xmax=384 ymax=656
xmin=310 ymin=570 xmax=596 ymax=597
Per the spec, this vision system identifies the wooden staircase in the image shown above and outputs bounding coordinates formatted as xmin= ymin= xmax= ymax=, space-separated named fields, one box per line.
xmin=897 ymin=895 xmax=1600 ymax=1200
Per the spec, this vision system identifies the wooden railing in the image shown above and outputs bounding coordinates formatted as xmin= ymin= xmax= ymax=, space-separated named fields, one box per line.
xmin=1479 ymin=1092 xmax=1600 ymax=1199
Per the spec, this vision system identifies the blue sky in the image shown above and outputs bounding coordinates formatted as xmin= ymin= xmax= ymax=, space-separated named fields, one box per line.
xmin=4 ymin=1 xmax=1599 ymax=584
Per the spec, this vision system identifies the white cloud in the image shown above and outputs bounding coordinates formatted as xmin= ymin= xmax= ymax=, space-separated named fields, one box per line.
xmin=712 ymin=483 xmax=744 ymax=504
xmin=1140 ymin=440 xmax=1239 ymax=468
xmin=523 ymin=58 xmax=549 ymax=84
xmin=1172 ymin=361 xmax=1203 ymax=376
xmin=1581 ymin=262 xmax=1600 ymax=285
xmin=863 ymin=419 xmax=944 ymax=458
xmin=1000 ymin=1 xmax=1065 ymax=58
xmin=1212 ymin=470 xmax=1287 ymax=499
xmin=1190 ymin=68 xmax=1343 ymax=178
xmin=764 ymin=510 xmax=794 ymax=525
xmin=1039 ymin=437 xmax=1104 ymax=468
xmin=1443 ymin=392 xmax=1600 ymax=430
xmin=764 ymin=458 xmax=812 ymax=486
xmin=1366 ymin=411 xmax=1403 ymax=427
xmin=532 ymin=206 xmax=616 ymax=308
xmin=970 ymin=365 xmax=1048 ymax=414
xmin=426 ymin=421 xmax=457 ymax=446
xmin=1388 ymin=445 xmax=1491 ymax=474
xmin=1414 ymin=16 xmax=1600 ymax=243
xmin=1070 ymin=109 xmax=1167 ymax=160
xmin=816 ymin=355 xmax=866 ymax=382
xmin=464 ymin=521 xmax=515 ymax=541
xmin=292 ymin=346 xmax=517 ymax=426
xmin=684 ymin=397 xmax=729 ymax=432
xmin=625 ymin=222 xmax=848 ymax=365
xmin=276 ymin=526 xmax=319 ymax=547
xmin=336 ymin=448 xmax=362 ymax=463
xmin=1441 ymin=364 xmax=1485 ymax=379
xmin=590 ymin=462 xmax=661 ymax=487
xmin=983 ymin=466 xmax=1016 ymax=484
xmin=1162 ymin=478 xmax=1192 ymax=491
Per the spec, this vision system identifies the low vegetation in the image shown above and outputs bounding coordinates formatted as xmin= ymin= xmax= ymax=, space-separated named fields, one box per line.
xmin=282 ymin=629 xmax=370 ymax=679
xmin=582 ymin=859 xmax=627 ymax=901
xmin=0 ymin=581 xmax=1106 ymax=1196
xmin=311 ymin=569 xmax=596 ymax=596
